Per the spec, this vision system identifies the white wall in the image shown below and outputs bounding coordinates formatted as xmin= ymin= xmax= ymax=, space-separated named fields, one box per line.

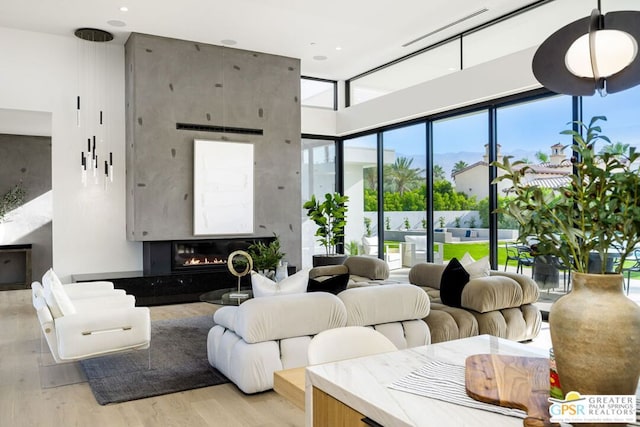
xmin=0 ymin=27 xmax=141 ymax=281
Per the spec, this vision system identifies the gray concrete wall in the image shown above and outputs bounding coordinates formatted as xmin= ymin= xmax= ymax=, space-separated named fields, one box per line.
xmin=125 ymin=33 xmax=301 ymax=268
xmin=0 ymin=134 xmax=52 ymax=285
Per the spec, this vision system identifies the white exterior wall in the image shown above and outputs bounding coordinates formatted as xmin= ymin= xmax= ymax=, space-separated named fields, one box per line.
xmin=0 ymin=27 xmax=141 ymax=281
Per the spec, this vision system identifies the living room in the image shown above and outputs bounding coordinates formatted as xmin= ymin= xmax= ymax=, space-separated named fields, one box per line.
xmin=2 ymin=0 xmax=640 ymax=426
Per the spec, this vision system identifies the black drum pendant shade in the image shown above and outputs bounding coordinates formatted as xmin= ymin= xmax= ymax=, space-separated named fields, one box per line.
xmin=532 ymin=9 xmax=640 ymax=96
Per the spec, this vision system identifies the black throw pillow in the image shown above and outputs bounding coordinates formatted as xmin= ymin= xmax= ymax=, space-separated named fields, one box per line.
xmin=307 ymin=273 xmax=350 ymax=295
xmin=439 ymin=257 xmax=470 ymax=308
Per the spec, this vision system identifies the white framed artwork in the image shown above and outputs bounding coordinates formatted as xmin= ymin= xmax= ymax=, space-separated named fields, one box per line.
xmin=193 ymin=139 xmax=254 ymax=235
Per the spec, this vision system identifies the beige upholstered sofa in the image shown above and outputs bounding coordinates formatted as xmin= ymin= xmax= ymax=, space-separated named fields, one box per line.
xmin=308 ymin=255 xmax=399 ymax=287
xmin=207 ymin=283 xmax=430 ymax=393
xmin=409 ymin=262 xmax=542 ymax=343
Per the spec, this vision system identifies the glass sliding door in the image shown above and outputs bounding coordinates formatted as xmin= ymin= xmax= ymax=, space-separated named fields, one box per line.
xmin=432 ymin=111 xmax=488 ymax=264
xmin=381 ymin=124 xmax=426 ymax=269
xmin=583 ymin=84 xmax=640 ymax=280
xmin=301 ymin=138 xmax=336 ymax=268
xmin=496 ymin=95 xmax=572 ymax=284
xmin=343 ymin=134 xmax=378 ymax=259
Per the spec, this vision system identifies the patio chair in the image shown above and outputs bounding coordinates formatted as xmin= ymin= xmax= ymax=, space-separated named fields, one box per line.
xmin=622 ymin=249 xmax=640 ymax=296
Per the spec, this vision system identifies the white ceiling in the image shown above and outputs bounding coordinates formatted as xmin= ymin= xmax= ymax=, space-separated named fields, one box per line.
xmin=0 ymin=0 xmax=542 ymax=81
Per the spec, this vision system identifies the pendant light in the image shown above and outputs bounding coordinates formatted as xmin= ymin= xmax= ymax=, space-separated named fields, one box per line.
xmin=75 ymin=28 xmax=115 ymax=187
xmin=532 ymin=6 xmax=640 ymax=96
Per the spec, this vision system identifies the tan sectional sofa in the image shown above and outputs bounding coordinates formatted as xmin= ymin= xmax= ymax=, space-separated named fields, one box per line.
xmin=409 ymin=262 xmax=542 ymax=343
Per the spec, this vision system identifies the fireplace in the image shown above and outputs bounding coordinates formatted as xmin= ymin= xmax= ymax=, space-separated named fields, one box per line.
xmin=143 ymin=237 xmax=274 ymax=275
xmin=78 ymin=236 xmax=279 ymax=306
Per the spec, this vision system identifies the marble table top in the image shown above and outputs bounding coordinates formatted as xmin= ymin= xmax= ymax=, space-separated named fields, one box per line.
xmin=305 ymin=335 xmax=548 ymax=427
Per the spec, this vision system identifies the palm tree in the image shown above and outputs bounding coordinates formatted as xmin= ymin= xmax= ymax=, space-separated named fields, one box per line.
xmin=599 ymin=141 xmax=629 ymax=156
xmin=385 ymin=157 xmax=425 ymax=196
xmin=433 ymin=165 xmax=446 ymax=180
xmin=363 ymin=167 xmax=377 ymax=190
xmin=451 ymin=160 xmax=469 ymax=175
xmin=535 ymin=151 xmax=549 ymax=163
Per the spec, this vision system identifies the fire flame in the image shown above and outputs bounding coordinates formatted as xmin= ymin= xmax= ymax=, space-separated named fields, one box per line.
xmin=183 ymin=257 xmax=226 ymax=266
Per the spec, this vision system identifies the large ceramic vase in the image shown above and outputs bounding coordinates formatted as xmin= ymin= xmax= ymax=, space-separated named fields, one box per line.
xmin=549 ymin=272 xmax=640 ymax=426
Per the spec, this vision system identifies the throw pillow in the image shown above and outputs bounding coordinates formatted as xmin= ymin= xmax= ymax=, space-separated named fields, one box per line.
xmin=251 ymin=268 xmax=310 ymax=297
xmin=439 ymin=257 xmax=470 ymax=308
xmin=462 ymin=255 xmax=491 ymax=280
xmin=460 ymin=252 xmax=475 ymax=265
xmin=307 ymin=273 xmax=350 ymax=295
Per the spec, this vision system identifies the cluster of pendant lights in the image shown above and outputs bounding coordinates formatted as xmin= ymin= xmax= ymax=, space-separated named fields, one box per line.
xmin=74 ymin=27 xmax=114 ymax=188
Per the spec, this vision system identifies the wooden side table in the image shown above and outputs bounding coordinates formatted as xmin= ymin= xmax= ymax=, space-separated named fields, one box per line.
xmin=273 ymin=366 xmax=305 ymax=410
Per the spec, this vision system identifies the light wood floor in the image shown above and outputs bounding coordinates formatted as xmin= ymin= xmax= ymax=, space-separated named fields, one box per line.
xmin=0 ymin=289 xmax=305 ymax=427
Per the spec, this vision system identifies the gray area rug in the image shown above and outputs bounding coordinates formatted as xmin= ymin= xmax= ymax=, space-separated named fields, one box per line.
xmin=80 ymin=315 xmax=229 ymax=405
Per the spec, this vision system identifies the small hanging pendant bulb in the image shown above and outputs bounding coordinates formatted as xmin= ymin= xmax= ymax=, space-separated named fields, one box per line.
xmin=109 ymin=152 xmax=114 ymax=182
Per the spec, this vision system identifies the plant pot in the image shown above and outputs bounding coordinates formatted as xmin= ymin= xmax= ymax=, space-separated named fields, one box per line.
xmin=312 ymin=254 xmax=348 ymax=267
xmin=549 ymin=272 xmax=640 ymax=426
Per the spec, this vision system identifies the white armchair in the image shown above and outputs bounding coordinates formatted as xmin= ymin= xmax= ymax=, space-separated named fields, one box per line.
xmin=31 ymin=277 xmax=150 ymax=363
xmin=402 ymin=235 xmax=443 ymax=266
xmin=361 ymin=236 xmax=402 ymax=270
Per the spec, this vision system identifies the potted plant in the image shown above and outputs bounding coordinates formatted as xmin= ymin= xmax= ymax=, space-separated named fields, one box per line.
xmin=0 ymin=183 xmax=26 ymax=223
xmin=303 ymin=192 xmax=349 ymax=266
xmin=0 ymin=183 xmax=26 ymax=243
xmin=493 ymin=116 xmax=640 ymax=403
xmin=247 ymin=235 xmax=285 ymax=279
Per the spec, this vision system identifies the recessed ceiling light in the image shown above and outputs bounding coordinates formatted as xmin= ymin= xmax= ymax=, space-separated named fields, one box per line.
xmin=221 ymin=39 xmax=237 ymax=46
xmin=120 ymin=6 xmax=128 ymax=12
xmin=335 ymin=46 xmax=342 ymax=51
xmin=313 ymin=55 xmax=328 ymax=61
xmin=107 ymin=20 xmax=126 ymax=27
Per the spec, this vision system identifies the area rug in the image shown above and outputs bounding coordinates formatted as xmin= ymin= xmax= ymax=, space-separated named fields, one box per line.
xmin=80 ymin=315 xmax=229 ymax=405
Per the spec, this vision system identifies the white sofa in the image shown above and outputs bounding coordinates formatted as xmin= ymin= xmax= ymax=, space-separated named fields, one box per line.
xmin=207 ymin=284 xmax=430 ymax=393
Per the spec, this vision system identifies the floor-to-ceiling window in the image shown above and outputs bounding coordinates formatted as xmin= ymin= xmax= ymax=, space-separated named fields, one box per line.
xmin=496 ymin=95 xmax=572 ymax=278
xmin=301 ymin=137 xmax=337 ymax=268
xmin=583 ymin=84 xmax=640 ymax=277
xmin=382 ymin=123 xmax=426 ymax=269
xmin=343 ymin=134 xmax=378 ymax=258
xmin=432 ymin=111 xmax=489 ymax=264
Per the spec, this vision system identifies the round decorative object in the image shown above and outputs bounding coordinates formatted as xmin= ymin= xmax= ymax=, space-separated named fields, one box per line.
xmin=549 ymin=272 xmax=640 ymax=426
xmin=227 ymin=250 xmax=253 ymax=277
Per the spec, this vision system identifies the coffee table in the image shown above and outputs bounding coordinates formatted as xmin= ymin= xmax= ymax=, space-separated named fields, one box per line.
xmin=199 ymin=288 xmax=253 ymax=306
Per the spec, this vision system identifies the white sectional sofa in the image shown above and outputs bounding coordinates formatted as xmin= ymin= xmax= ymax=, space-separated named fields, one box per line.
xmin=206 ymin=284 xmax=430 ymax=394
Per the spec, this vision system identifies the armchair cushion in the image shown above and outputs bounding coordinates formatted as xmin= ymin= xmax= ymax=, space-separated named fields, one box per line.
xmin=55 ymin=307 xmax=150 ymax=360
xmin=307 ymin=273 xmax=350 ymax=295
xmin=439 ymin=258 xmax=469 ymax=308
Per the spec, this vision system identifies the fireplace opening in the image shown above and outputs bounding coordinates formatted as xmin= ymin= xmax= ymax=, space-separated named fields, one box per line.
xmin=173 ymin=240 xmax=231 ymax=271
xmin=143 ymin=237 xmax=275 ymax=275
